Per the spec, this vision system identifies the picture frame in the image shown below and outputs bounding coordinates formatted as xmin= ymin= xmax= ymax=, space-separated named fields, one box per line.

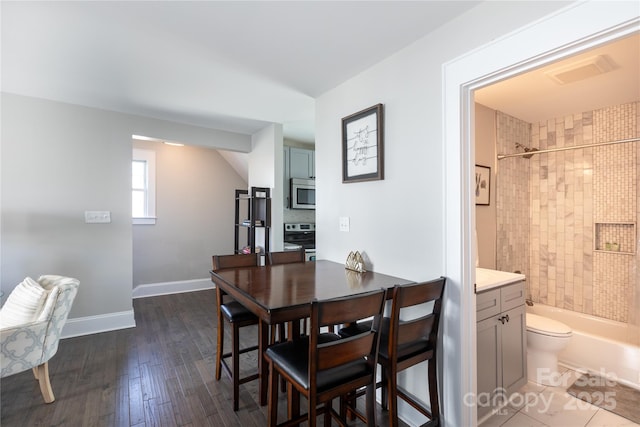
xmin=475 ymin=165 xmax=491 ymax=205
xmin=342 ymin=103 xmax=384 ymax=183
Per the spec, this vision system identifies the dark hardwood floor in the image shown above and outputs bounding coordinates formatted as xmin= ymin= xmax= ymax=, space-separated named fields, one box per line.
xmin=1 ymin=290 xmax=409 ymax=427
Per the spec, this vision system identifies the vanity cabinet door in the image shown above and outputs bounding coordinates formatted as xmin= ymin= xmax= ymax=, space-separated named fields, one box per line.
xmin=476 ymin=280 xmax=528 ymax=420
xmin=477 ymin=316 xmax=502 ymax=420
xmin=501 ymin=304 xmax=527 ymax=392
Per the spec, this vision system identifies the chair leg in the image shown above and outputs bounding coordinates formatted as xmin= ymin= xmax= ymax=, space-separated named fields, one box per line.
xmin=308 ymin=394 xmax=317 ymax=427
xmin=267 ymin=361 xmax=279 ymax=427
xmin=365 ymin=382 xmax=376 ymax=427
xmin=428 ymin=358 xmax=440 ymax=424
xmin=388 ymin=366 xmax=398 ymax=427
xmin=35 ymin=362 xmax=55 ymax=403
xmin=232 ymin=323 xmax=240 ymax=411
xmin=215 ymin=311 xmax=224 ymax=381
xmin=323 ymin=401 xmax=332 ymax=426
xmin=381 ymin=366 xmax=389 ymax=410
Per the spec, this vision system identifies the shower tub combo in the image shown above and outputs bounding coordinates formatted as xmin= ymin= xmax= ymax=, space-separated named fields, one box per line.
xmin=527 ymin=303 xmax=640 ymax=391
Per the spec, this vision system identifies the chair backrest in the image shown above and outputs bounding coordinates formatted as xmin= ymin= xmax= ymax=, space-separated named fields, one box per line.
xmin=37 ymin=275 xmax=80 ymax=361
xmin=267 ymin=250 xmax=305 ymax=265
xmin=212 ymin=253 xmax=259 ymax=271
xmin=309 ymin=289 xmax=386 ymax=383
xmin=211 ymin=254 xmax=259 ymax=305
xmin=387 ymin=277 xmax=446 ymax=363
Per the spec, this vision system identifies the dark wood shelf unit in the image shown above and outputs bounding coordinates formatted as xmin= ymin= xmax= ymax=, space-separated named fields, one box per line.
xmin=234 ymin=187 xmax=271 ymax=255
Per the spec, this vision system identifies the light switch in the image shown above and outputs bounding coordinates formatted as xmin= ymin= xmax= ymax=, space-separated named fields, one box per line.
xmin=85 ymin=211 xmax=111 ymax=223
xmin=339 ymin=216 xmax=350 ymax=232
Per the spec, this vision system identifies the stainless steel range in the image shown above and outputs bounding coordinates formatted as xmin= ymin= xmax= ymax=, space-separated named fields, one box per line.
xmin=283 ymin=223 xmax=315 ymax=261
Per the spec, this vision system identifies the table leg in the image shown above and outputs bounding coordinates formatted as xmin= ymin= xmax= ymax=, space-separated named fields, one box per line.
xmin=259 ymin=320 xmax=269 ymax=406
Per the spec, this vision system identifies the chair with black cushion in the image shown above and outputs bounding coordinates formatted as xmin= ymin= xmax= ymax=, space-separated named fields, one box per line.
xmin=267 ymin=249 xmax=305 ymax=266
xmin=267 ymin=249 xmax=306 ymax=341
xmin=212 ymin=253 xmax=260 ymax=411
xmin=340 ymin=277 xmax=446 ymax=427
xmin=264 ymin=289 xmax=387 ymax=427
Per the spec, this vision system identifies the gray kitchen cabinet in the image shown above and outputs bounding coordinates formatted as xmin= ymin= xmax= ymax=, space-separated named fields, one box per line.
xmin=284 ymin=146 xmax=315 ymax=209
xmin=476 ymin=281 xmax=527 ymax=420
xmin=289 ymin=147 xmax=314 ymax=179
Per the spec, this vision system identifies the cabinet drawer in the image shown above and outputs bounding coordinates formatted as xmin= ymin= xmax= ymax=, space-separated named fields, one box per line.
xmin=501 ymin=281 xmax=525 ymax=312
xmin=477 ymin=289 xmax=501 ymax=321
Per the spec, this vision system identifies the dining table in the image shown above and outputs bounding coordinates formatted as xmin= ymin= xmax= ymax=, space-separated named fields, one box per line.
xmin=209 ymin=258 xmax=415 ymax=413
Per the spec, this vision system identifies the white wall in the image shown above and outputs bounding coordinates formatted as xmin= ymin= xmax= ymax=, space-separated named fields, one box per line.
xmin=1 ymin=93 xmax=252 ymax=335
xmin=475 ymin=103 xmax=497 ymax=269
xmin=315 ymin=2 xmax=592 ymax=426
xmin=249 ymin=123 xmax=284 ymax=251
xmin=132 ymin=140 xmax=247 ymax=287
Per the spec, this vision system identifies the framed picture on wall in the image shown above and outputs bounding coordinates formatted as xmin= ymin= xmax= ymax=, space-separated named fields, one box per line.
xmin=475 ymin=165 xmax=491 ymax=205
xmin=342 ymin=104 xmax=384 ymax=183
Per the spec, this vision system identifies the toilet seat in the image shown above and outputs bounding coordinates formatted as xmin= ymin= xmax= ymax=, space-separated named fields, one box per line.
xmin=526 ymin=313 xmax=572 ymax=337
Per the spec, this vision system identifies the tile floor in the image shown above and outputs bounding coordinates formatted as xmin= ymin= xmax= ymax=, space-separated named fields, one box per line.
xmin=480 ymin=367 xmax=640 ymax=427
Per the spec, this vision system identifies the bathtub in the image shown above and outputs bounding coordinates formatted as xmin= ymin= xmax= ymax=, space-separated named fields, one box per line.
xmin=527 ymin=303 xmax=640 ymax=390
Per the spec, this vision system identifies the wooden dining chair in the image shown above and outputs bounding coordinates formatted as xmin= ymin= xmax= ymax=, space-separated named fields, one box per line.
xmin=212 ymin=253 xmax=260 ymax=411
xmin=340 ymin=277 xmax=446 ymax=427
xmin=267 ymin=249 xmax=306 ymax=341
xmin=267 ymin=249 xmax=305 ymax=266
xmin=264 ymin=289 xmax=387 ymax=427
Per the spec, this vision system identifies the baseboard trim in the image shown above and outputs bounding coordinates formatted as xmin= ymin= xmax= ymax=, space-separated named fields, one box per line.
xmin=62 ymin=310 xmax=136 ymax=339
xmin=132 ymin=278 xmax=213 ymax=299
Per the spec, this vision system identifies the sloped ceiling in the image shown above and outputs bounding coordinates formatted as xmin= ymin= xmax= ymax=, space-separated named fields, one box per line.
xmin=1 ymin=1 xmax=480 ymax=145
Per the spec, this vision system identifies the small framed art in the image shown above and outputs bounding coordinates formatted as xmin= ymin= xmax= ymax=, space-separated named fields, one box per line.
xmin=475 ymin=165 xmax=491 ymax=205
xmin=342 ymin=104 xmax=384 ymax=183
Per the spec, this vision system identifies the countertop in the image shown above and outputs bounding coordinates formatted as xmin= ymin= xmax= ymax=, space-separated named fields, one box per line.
xmin=475 ymin=268 xmax=525 ymax=292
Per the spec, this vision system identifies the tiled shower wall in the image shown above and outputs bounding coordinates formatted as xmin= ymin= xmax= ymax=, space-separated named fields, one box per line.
xmin=496 ymin=114 xmax=530 ymax=280
xmin=496 ymin=102 xmax=639 ymax=323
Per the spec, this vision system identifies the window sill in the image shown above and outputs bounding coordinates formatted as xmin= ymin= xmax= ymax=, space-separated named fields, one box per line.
xmin=133 ymin=217 xmax=156 ymax=225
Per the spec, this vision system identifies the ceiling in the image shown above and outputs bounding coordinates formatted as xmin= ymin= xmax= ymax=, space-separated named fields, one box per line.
xmin=1 ymin=1 xmax=481 ymax=145
xmin=475 ymin=33 xmax=640 ymax=124
xmin=3 ymin=3 xmax=638 ymax=146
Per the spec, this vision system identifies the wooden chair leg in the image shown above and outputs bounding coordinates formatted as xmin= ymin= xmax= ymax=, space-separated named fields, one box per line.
xmin=323 ymin=401 xmax=332 ymax=426
xmin=216 ymin=312 xmax=224 ymax=381
xmin=381 ymin=366 xmax=389 ymax=410
xmin=365 ymin=382 xmax=376 ymax=427
xmin=35 ymin=362 xmax=55 ymax=403
xmin=267 ymin=361 xmax=279 ymax=426
xmin=388 ymin=367 xmax=398 ymax=427
xmin=232 ymin=323 xmax=240 ymax=411
xmin=428 ymin=358 xmax=440 ymax=423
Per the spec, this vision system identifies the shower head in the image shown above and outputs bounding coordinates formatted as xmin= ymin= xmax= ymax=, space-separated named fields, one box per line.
xmin=523 ymin=147 xmax=539 ymax=159
xmin=515 ymin=142 xmax=538 ymax=159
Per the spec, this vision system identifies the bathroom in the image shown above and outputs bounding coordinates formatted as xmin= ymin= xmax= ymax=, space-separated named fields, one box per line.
xmin=474 ymin=32 xmax=640 ymax=394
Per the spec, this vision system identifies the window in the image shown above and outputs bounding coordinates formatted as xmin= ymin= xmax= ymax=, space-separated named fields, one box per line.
xmin=132 ymin=148 xmax=156 ymax=225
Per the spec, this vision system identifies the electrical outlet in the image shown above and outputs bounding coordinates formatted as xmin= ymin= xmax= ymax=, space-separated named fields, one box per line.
xmin=85 ymin=211 xmax=111 ymax=223
xmin=339 ymin=216 xmax=350 ymax=232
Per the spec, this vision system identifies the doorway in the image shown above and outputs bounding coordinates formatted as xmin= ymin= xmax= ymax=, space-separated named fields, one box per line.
xmin=443 ymin=4 xmax=639 ymax=426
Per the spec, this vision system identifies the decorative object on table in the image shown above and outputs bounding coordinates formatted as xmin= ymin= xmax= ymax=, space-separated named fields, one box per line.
xmin=342 ymin=103 xmax=384 ymax=183
xmin=345 ymin=251 xmax=366 ymax=272
xmin=475 ymin=164 xmax=491 ymax=205
xmin=345 ymin=269 xmax=364 ymax=289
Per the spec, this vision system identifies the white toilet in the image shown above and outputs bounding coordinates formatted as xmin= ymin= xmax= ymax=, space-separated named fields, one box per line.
xmin=526 ymin=313 xmax=573 ymax=386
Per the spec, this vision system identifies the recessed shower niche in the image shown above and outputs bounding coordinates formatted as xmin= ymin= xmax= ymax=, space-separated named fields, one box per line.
xmin=594 ymin=222 xmax=636 ymax=254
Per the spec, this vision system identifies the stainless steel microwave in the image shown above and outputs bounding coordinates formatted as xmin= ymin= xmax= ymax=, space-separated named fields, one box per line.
xmin=290 ymin=178 xmax=315 ymax=209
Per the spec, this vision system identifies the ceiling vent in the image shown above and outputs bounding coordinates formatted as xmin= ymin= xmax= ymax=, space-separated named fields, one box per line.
xmin=545 ymin=55 xmax=615 ymax=85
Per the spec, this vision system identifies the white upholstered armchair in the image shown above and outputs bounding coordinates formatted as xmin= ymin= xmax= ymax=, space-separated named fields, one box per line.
xmin=0 ymin=275 xmax=79 ymax=403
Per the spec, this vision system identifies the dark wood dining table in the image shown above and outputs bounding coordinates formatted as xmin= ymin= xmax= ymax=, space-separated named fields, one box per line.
xmin=209 ymin=259 xmax=415 ymax=410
